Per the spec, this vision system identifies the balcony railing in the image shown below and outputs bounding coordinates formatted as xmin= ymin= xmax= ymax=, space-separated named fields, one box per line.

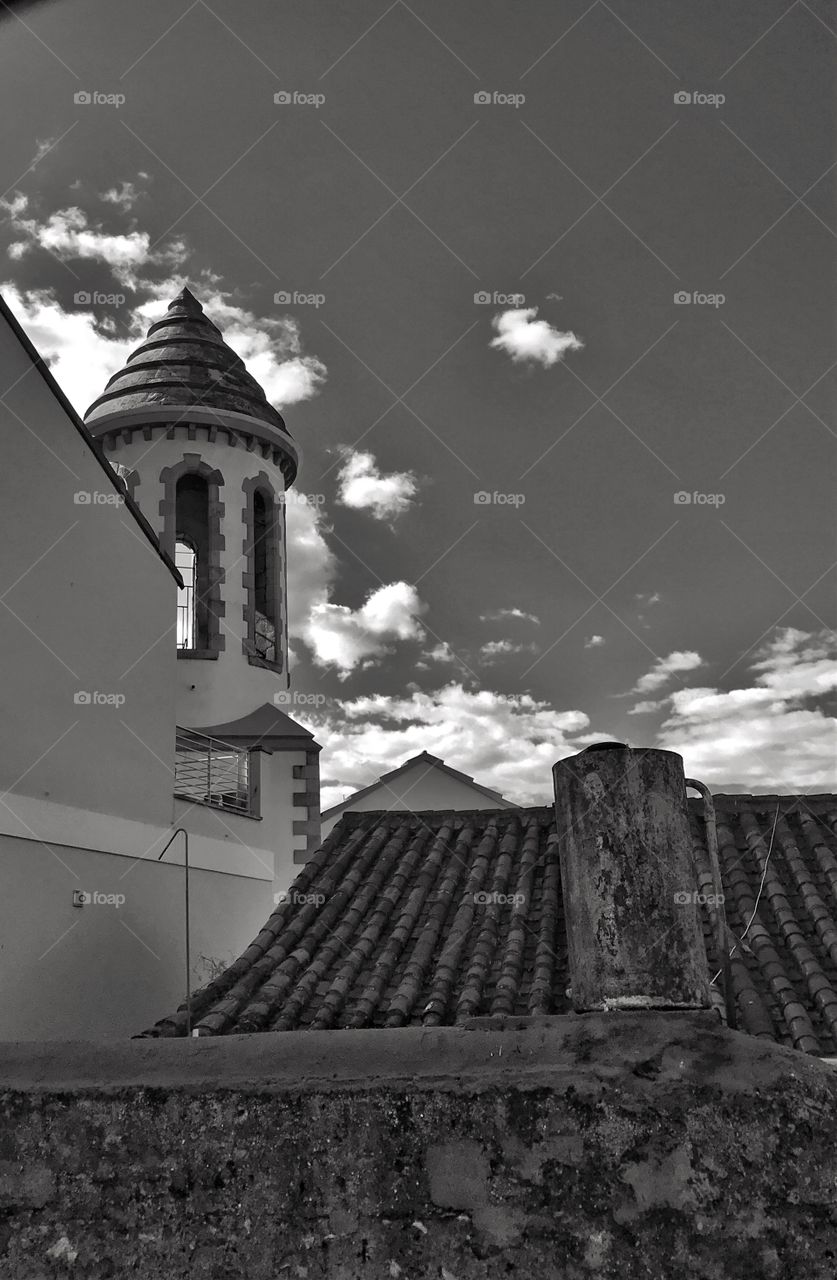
xmin=174 ymin=727 xmax=252 ymax=816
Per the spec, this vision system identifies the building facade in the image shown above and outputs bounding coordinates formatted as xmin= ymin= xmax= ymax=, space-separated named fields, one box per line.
xmin=0 ymin=288 xmax=319 ymax=1039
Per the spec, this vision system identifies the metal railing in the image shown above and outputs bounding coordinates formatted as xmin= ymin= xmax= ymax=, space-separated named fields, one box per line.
xmin=174 ymin=727 xmax=251 ymax=816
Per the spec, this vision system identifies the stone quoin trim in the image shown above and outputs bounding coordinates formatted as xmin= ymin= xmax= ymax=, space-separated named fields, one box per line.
xmin=292 ymin=749 xmax=322 ymax=863
xmin=241 ymin=472 xmax=285 ymax=674
xmin=159 ymin=453 xmax=225 ymax=656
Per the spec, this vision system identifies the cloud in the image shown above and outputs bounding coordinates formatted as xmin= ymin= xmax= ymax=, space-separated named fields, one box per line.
xmin=423 ymin=642 xmax=458 ymax=663
xmin=479 ymin=639 xmax=538 ymax=663
xmin=480 ymin=608 xmax=540 ymax=625
xmin=318 ymin=682 xmax=600 ymax=808
xmin=1 ymin=195 xmax=186 ymax=287
xmin=335 ymin=449 xmax=418 ymax=521
xmin=655 ymin=628 xmax=837 ymax=792
xmin=305 ymin=583 xmax=427 ymax=678
xmin=284 ymin=499 xmax=427 ymax=676
xmin=100 ymin=180 xmax=147 ymax=211
xmin=489 ymin=306 xmax=583 ymax=368
xmin=2 ymin=275 xmax=327 ymax=415
xmin=628 ymin=699 xmax=665 ymax=715
xmin=632 ymin=650 xmax=704 ymax=694
xmin=635 ymin=591 xmax=661 ymax=606
xmin=585 ymin=634 xmax=605 ymax=648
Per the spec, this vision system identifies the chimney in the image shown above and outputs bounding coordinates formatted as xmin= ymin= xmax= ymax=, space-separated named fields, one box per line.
xmin=553 ymin=743 xmax=710 ymax=1013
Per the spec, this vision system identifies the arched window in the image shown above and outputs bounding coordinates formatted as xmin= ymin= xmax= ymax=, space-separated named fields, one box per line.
xmin=252 ymin=489 xmax=276 ymax=662
xmin=160 ymin=456 xmax=225 ymax=657
xmin=176 ymin=473 xmax=211 ymax=650
xmin=175 ymin=540 xmax=197 ymax=650
xmin=243 ymin=475 xmax=283 ymax=670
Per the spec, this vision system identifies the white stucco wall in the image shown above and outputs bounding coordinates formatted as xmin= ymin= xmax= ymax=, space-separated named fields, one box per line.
xmin=0 ymin=310 xmax=176 ymax=829
xmin=99 ymin=430 xmax=291 ymax=726
xmin=0 ymin=833 xmax=272 ymax=1040
xmin=320 ymin=763 xmax=514 ymax=841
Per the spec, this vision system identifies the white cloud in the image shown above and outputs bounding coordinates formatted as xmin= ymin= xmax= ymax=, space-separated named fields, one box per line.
xmin=632 ymin=650 xmax=704 ymax=694
xmin=654 ymin=628 xmax=837 ymax=791
xmin=1 ymin=195 xmax=186 ymax=287
xmin=306 ymin=583 xmax=427 ymax=678
xmin=100 ymin=181 xmax=144 ymax=211
xmin=585 ymin=634 xmax=605 ymax=648
xmin=2 ymin=275 xmax=327 ymax=416
xmin=489 ymin=306 xmax=583 ymax=368
xmin=1 ymin=281 xmax=140 ymax=414
xmin=479 ymin=638 xmax=538 ymax=663
xmin=480 ymin=608 xmax=540 ymax=625
xmin=628 ymin=699 xmax=665 ymax=715
xmin=318 ymin=682 xmax=600 ymax=808
xmin=423 ymin=641 xmax=458 ymax=663
xmin=335 ymin=449 xmax=418 ymax=521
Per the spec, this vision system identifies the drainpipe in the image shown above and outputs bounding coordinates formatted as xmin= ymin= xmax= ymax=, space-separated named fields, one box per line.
xmin=158 ymin=827 xmax=191 ymax=1037
xmin=553 ymin=743 xmax=711 ymax=1013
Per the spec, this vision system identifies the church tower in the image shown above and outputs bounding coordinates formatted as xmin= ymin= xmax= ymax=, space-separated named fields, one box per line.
xmin=85 ymin=288 xmax=321 ymax=877
xmin=85 ymin=287 xmax=298 ymax=724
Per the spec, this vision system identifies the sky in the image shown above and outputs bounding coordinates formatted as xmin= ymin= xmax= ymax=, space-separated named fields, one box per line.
xmin=0 ymin=0 xmax=835 ymax=808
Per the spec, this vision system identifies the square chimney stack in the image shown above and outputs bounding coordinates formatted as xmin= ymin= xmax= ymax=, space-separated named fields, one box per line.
xmin=553 ymin=743 xmax=711 ymax=1013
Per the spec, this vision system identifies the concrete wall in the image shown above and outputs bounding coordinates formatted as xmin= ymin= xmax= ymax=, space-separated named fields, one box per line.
xmin=0 ymin=834 xmax=271 ymax=1040
xmin=0 ymin=309 xmax=176 ymax=828
xmin=1 ymin=1014 xmax=835 ymax=1276
xmin=321 ymin=762 xmax=513 ymax=841
xmin=100 ymin=431 xmax=290 ymax=725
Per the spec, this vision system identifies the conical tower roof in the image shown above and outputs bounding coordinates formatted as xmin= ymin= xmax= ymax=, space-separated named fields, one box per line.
xmin=84 ymin=288 xmax=290 ymax=438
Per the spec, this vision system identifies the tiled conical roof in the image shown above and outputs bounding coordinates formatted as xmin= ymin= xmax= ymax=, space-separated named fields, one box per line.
xmin=84 ymin=287 xmax=289 ymax=435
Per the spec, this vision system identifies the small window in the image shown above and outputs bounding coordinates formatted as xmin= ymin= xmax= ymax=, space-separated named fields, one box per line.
xmin=252 ymin=488 xmax=277 ymax=663
xmin=175 ymin=540 xmax=197 ymax=650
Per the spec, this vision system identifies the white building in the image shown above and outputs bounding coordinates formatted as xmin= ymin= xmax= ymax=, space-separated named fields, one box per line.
xmin=320 ymin=752 xmax=517 ymax=842
xmin=0 ymin=288 xmax=320 ymax=1039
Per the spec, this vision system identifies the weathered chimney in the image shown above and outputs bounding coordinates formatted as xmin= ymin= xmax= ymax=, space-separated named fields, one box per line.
xmin=553 ymin=743 xmax=710 ymax=1013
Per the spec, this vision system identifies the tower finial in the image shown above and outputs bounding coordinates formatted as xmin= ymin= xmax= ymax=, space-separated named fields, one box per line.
xmin=167 ymin=286 xmax=204 ymax=316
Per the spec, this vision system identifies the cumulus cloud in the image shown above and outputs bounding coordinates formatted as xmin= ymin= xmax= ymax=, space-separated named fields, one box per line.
xmin=479 ymin=639 xmax=538 ymax=663
xmin=655 ymin=628 xmax=837 ymax=792
xmin=335 ymin=449 xmax=418 ymax=521
xmin=2 ymin=194 xmax=186 ymax=287
xmin=628 ymin=699 xmax=665 ymax=715
xmin=2 ymin=276 xmax=327 ymax=415
xmin=284 ymin=499 xmax=427 ymax=676
xmin=489 ymin=306 xmax=583 ymax=368
xmin=480 ymin=608 xmax=540 ymax=625
xmin=632 ymin=650 xmax=704 ymax=694
xmin=585 ymin=634 xmax=605 ymax=648
xmin=305 ymin=582 xmax=427 ymax=677
xmin=318 ymin=682 xmax=601 ymax=809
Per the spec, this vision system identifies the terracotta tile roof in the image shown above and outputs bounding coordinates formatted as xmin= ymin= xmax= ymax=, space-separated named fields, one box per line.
xmin=142 ymin=794 xmax=837 ymax=1054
